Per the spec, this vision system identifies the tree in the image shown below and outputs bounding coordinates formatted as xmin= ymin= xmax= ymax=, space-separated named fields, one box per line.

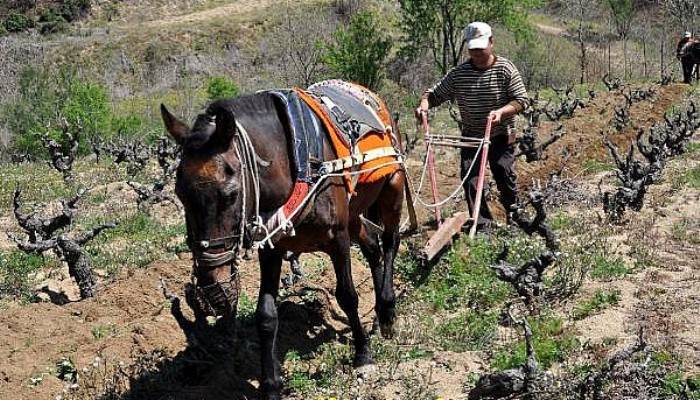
xmin=272 ymin=4 xmax=333 ymax=87
xmin=664 ymin=0 xmax=698 ymax=32
xmin=605 ymin=0 xmax=637 ymax=78
xmin=321 ymin=11 xmax=391 ymax=90
xmin=398 ymin=0 xmax=541 ymax=75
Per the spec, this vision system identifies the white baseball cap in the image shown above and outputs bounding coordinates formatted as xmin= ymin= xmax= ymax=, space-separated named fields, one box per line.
xmin=464 ymin=22 xmax=492 ymax=50
xmin=684 ymin=31 xmax=692 ymax=38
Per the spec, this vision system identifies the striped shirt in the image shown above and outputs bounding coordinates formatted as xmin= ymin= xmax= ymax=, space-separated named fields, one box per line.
xmin=424 ymin=56 xmax=529 ymax=138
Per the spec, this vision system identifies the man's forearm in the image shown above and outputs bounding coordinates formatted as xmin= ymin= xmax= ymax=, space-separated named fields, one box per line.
xmin=496 ymin=102 xmax=521 ymax=119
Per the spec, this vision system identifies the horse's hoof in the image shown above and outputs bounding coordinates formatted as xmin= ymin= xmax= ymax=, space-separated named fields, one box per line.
xmin=353 ymin=353 xmax=374 ymax=369
xmin=380 ymin=322 xmax=395 ymax=340
xmin=355 ymin=363 xmax=377 ymax=380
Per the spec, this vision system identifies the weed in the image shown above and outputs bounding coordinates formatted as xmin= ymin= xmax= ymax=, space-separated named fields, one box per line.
xmin=91 ymin=324 xmax=117 ymax=340
xmin=589 ymin=253 xmax=629 ymax=280
xmin=582 ymin=159 xmax=613 ymax=174
xmin=237 ymin=292 xmax=255 ymax=320
xmin=86 ymin=211 xmax=186 ymax=272
xmin=670 ymin=218 xmax=700 ymax=245
xmin=398 ymin=369 xmax=438 ymax=400
xmin=0 ymin=251 xmax=55 ymax=301
xmin=491 ymin=315 xmax=578 ymax=370
xmin=682 ymin=165 xmax=700 ymax=189
xmin=55 ymin=357 xmax=78 ymax=384
xmin=549 ymin=212 xmax=576 ymax=231
xmin=434 ymin=310 xmax=500 ymax=351
xmin=572 ymin=289 xmax=621 ymax=320
xmin=416 ymin=236 xmax=510 ymax=312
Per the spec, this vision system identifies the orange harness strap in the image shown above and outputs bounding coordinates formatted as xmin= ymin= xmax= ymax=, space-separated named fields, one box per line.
xmin=294 ymin=88 xmax=355 ymax=192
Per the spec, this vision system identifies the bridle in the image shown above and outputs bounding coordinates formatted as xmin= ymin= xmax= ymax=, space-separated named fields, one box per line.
xmin=187 ymin=115 xmax=265 ymax=271
xmin=189 ymin=233 xmax=241 ymax=268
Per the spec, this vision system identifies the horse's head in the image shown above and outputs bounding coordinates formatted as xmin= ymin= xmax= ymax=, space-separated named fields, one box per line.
xmin=161 ymin=102 xmax=244 ymax=320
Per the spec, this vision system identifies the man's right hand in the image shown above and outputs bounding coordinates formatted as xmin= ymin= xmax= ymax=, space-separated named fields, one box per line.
xmin=415 ymin=98 xmax=429 ymax=120
xmin=414 ymin=107 xmax=425 ymax=120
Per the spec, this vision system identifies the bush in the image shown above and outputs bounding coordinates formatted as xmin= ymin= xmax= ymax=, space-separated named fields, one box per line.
xmin=3 ymin=12 xmax=34 ymax=32
xmin=57 ymin=0 xmax=92 ymax=22
xmin=1 ymin=66 xmax=113 ymax=156
xmin=321 ymin=11 xmax=392 ymax=91
xmin=206 ymin=76 xmax=240 ymax=101
xmin=0 ymin=23 xmax=7 ymax=36
xmin=38 ymin=9 xmax=68 ymax=35
xmin=62 ymin=78 xmax=112 ymax=139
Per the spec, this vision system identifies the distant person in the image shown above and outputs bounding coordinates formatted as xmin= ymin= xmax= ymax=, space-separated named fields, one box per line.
xmin=416 ymin=22 xmax=529 ymax=233
xmin=677 ymin=31 xmax=697 ymax=84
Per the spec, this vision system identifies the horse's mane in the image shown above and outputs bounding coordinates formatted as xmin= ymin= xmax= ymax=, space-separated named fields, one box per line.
xmin=206 ymin=92 xmax=278 ymax=122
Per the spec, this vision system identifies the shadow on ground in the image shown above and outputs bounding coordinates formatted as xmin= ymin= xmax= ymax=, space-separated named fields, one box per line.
xmin=117 ymin=299 xmax=341 ymax=400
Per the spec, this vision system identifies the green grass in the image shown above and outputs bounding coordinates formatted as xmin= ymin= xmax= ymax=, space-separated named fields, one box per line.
xmin=433 ymin=310 xmax=500 ymax=351
xmin=91 ymin=323 xmax=117 ymax=340
xmin=491 ymin=315 xmax=579 ymax=370
xmin=670 ymin=218 xmax=700 ymax=245
xmin=0 ymin=162 xmax=72 ymax=211
xmin=582 ymin=159 xmax=614 ymax=174
xmin=589 ymin=253 xmax=630 ymax=281
xmin=282 ymin=342 xmax=356 ymax=398
xmin=0 ymin=251 xmax=57 ymax=301
xmin=237 ymin=292 xmax=256 ymax=319
xmin=681 ymin=165 xmax=700 ymax=189
xmin=414 ymin=236 xmax=511 ymax=312
xmin=549 ymin=212 xmax=576 ymax=231
xmin=86 ymin=211 xmax=186 ymax=274
xmin=572 ymin=289 xmax=621 ymax=320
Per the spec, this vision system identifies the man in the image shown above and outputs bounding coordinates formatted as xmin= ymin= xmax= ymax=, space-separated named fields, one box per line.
xmin=416 ymin=21 xmax=529 ymax=232
xmin=677 ymin=31 xmax=696 ymax=84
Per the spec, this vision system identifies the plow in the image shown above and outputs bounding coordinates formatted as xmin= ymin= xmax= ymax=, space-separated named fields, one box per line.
xmin=400 ymin=111 xmax=494 ymax=265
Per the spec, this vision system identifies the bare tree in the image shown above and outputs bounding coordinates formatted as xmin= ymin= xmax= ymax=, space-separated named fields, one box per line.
xmin=664 ymin=0 xmax=698 ymax=31
xmin=606 ymin=0 xmax=637 ymax=78
xmin=271 ymin=3 xmax=336 ymax=87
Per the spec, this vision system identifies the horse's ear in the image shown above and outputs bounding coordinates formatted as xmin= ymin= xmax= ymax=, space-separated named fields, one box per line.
xmin=160 ymin=104 xmax=190 ymax=144
xmin=215 ymin=109 xmax=237 ymax=144
xmin=206 ymin=102 xmax=237 ymax=147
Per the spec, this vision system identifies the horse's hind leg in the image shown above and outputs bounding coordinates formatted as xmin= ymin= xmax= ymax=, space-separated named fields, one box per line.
xmin=374 ymin=170 xmax=405 ymax=339
xmin=327 ymin=230 xmax=373 ymax=368
xmin=256 ymin=248 xmax=284 ymax=400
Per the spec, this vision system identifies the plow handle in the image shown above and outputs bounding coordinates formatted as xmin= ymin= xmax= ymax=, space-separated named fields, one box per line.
xmin=421 ymin=112 xmax=442 ymax=226
xmin=468 ymin=119 xmax=493 ymax=239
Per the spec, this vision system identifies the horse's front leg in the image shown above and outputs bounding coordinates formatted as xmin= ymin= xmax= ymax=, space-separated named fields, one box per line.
xmin=328 ymin=229 xmax=373 ymax=368
xmin=256 ymin=248 xmax=283 ymax=400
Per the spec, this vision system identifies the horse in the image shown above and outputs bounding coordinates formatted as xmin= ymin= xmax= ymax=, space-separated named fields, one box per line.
xmin=160 ymin=86 xmax=405 ymax=400
xmin=680 ymin=41 xmax=700 ymax=83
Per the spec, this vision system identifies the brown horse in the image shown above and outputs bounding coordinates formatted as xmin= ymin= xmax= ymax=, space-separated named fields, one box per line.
xmin=160 ymin=89 xmax=404 ymax=400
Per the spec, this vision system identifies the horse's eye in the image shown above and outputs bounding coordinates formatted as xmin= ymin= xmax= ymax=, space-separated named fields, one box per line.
xmin=224 ymin=164 xmax=235 ymax=176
